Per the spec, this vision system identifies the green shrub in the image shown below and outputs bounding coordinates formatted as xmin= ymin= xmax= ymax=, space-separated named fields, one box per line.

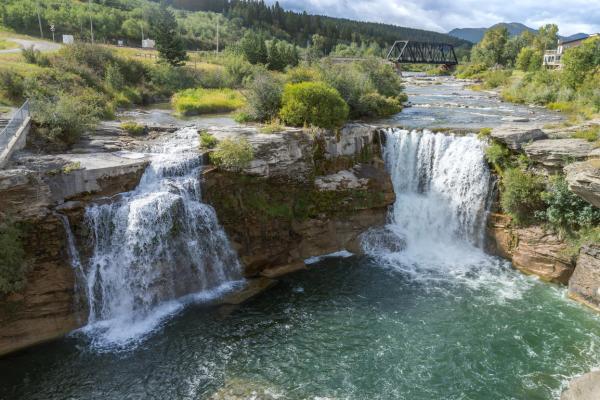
xmin=260 ymin=119 xmax=285 ymax=134
xmin=21 ymin=46 xmax=50 ymax=67
xmin=357 ymin=92 xmax=402 ymax=117
xmin=477 ymin=127 xmax=492 ymax=139
xmin=357 ymin=58 xmax=404 ymax=98
xmin=0 ymin=217 xmax=26 ymax=296
xmin=280 ymin=81 xmax=349 ymax=129
xmin=285 ymin=65 xmax=319 ymax=84
xmin=535 ymin=175 xmax=600 ymax=237
xmin=481 ymin=69 xmax=512 ymax=89
xmin=210 ymin=137 xmax=254 ymax=171
xmin=455 ymin=63 xmax=488 ymax=79
xmin=105 ymin=63 xmax=125 ymax=91
xmin=500 ymin=167 xmax=545 ymax=225
xmin=242 ymin=73 xmax=283 ymax=122
xmin=0 ymin=70 xmax=25 ymax=102
xmin=485 ymin=141 xmax=512 ymax=175
xmin=572 ymin=126 xmax=599 ymax=142
xmin=32 ymin=93 xmax=100 ymax=145
xmin=566 ymin=227 xmax=600 ymax=256
xmin=223 ymin=56 xmax=255 ymax=87
xmin=199 ymin=131 xmax=218 ymax=149
xmin=61 ymin=161 xmax=82 ymax=174
xmin=120 ymin=121 xmax=145 ymax=135
xmin=172 ymin=88 xmax=245 ymax=116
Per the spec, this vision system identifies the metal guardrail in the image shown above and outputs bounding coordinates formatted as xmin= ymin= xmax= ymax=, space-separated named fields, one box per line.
xmin=0 ymin=100 xmax=30 ymax=150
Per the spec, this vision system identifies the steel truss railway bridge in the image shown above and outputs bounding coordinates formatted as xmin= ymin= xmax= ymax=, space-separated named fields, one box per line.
xmin=386 ymin=40 xmax=458 ymax=69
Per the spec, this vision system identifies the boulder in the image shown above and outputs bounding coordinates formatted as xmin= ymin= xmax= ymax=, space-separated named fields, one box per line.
xmin=568 ymin=245 xmax=600 ymax=311
xmin=565 ymin=160 xmax=600 ymax=208
xmin=511 ymin=226 xmax=575 ymax=284
xmin=561 ymin=371 xmax=600 ymax=400
xmin=490 ymin=125 xmax=548 ymax=151
xmin=524 ymin=139 xmax=594 ymax=173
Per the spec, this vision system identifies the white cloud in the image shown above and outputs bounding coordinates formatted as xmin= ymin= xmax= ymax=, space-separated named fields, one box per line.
xmin=269 ymin=0 xmax=600 ymax=36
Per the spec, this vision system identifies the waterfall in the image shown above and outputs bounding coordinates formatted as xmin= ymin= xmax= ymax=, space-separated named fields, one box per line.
xmin=364 ymin=128 xmax=497 ymax=278
xmin=79 ymin=127 xmax=242 ymax=347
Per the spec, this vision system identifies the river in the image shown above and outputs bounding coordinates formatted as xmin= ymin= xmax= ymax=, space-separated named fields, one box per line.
xmin=0 ymin=75 xmax=598 ymax=400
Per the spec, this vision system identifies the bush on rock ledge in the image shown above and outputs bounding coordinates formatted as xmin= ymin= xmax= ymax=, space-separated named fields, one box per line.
xmin=279 ymin=82 xmax=349 ymax=129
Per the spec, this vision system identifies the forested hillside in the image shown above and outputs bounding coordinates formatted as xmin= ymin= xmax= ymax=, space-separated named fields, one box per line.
xmin=0 ymin=0 xmax=470 ymax=53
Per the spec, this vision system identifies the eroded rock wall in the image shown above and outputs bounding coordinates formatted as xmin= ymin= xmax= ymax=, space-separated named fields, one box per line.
xmin=202 ymin=125 xmax=394 ymax=277
xmin=0 ymin=155 xmax=148 ymax=356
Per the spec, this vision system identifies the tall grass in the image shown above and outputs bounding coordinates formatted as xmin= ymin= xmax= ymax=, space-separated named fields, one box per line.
xmin=171 ymin=88 xmax=245 ymax=116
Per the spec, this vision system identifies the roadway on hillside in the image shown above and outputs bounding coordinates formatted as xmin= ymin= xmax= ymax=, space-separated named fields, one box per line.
xmin=0 ymin=38 xmax=61 ymax=54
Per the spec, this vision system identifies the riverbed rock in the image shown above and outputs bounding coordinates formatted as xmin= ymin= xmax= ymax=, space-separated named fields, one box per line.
xmin=565 ymin=160 xmax=600 ymax=208
xmin=511 ymin=226 xmax=575 ymax=284
xmin=524 ymin=139 xmax=594 ymax=173
xmin=490 ymin=125 xmax=548 ymax=151
xmin=568 ymin=245 xmax=600 ymax=311
xmin=561 ymin=371 xmax=600 ymax=400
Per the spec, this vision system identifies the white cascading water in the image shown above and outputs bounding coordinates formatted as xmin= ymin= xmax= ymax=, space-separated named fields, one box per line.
xmin=364 ymin=128 xmax=509 ymax=285
xmin=80 ymin=127 xmax=242 ymax=347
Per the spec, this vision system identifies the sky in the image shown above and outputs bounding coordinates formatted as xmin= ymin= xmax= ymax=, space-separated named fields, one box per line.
xmin=267 ymin=0 xmax=600 ymax=36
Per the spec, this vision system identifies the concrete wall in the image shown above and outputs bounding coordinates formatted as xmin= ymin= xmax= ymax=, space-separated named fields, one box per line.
xmin=0 ymin=117 xmax=31 ymax=169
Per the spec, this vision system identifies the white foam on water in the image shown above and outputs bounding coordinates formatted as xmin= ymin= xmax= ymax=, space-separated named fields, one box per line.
xmin=78 ymin=127 xmax=242 ymax=349
xmin=304 ymin=250 xmax=354 ymax=265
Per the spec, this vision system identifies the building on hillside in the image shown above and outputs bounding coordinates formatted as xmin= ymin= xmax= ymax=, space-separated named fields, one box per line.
xmin=142 ymin=39 xmax=156 ymax=49
xmin=543 ymin=33 xmax=598 ymax=69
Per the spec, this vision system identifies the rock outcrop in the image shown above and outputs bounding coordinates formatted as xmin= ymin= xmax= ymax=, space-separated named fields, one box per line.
xmin=566 ymin=160 xmax=600 ymax=208
xmin=524 ymin=139 xmax=594 ymax=173
xmin=561 ymin=371 xmax=600 ymax=400
xmin=202 ymin=124 xmax=394 ymax=277
xmin=511 ymin=226 xmax=575 ymax=284
xmin=0 ymin=152 xmax=149 ymax=356
xmin=568 ymin=245 xmax=600 ymax=311
xmin=486 ymin=214 xmax=575 ymax=284
xmin=490 ymin=125 xmax=548 ymax=151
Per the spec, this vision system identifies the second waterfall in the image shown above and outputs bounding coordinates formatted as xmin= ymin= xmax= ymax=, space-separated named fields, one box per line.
xmin=365 ymin=128 xmax=496 ymax=276
xmin=80 ymin=128 xmax=242 ymax=348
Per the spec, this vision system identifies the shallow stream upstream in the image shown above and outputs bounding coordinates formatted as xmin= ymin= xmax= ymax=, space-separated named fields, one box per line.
xmin=1 ymin=75 xmax=598 ymax=400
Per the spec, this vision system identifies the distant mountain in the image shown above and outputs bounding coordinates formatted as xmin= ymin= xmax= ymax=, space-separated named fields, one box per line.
xmin=561 ymin=33 xmax=589 ymax=42
xmin=449 ymin=22 xmax=588 ymax=44
xmin=448 ymin=22 xmax=535 ymax=43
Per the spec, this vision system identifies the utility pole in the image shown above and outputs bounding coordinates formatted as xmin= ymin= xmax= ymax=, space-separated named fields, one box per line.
xmin=216 ymin=18 xmax=219 ymax=54
xmin=89 ymin=0 xmax=94 ymax=44
xmin=36 ymin=5 xmax=44 ymax=39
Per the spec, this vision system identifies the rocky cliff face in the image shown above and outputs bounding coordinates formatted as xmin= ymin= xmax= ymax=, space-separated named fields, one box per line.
xmin=568 ymin=245 xmax=600 ymax=311
xmin=486 ymin=213 xmax=575 ymax=284
xmin=0 ymin=153 xmax=148 ymax=357
xmin=202 ymin=124 xmax=395 ymax=278
xmin=0 ymin=124 xmax=394 ymax=356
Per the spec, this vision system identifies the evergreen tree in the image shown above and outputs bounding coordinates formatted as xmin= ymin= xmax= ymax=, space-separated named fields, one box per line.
xmin=240 ymin=31 xmax=268 ymax=64
xmin=153 ymin=2 xmax=188 ymax=67
xmin=267 ymin=39 xmax=283 ymax=70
